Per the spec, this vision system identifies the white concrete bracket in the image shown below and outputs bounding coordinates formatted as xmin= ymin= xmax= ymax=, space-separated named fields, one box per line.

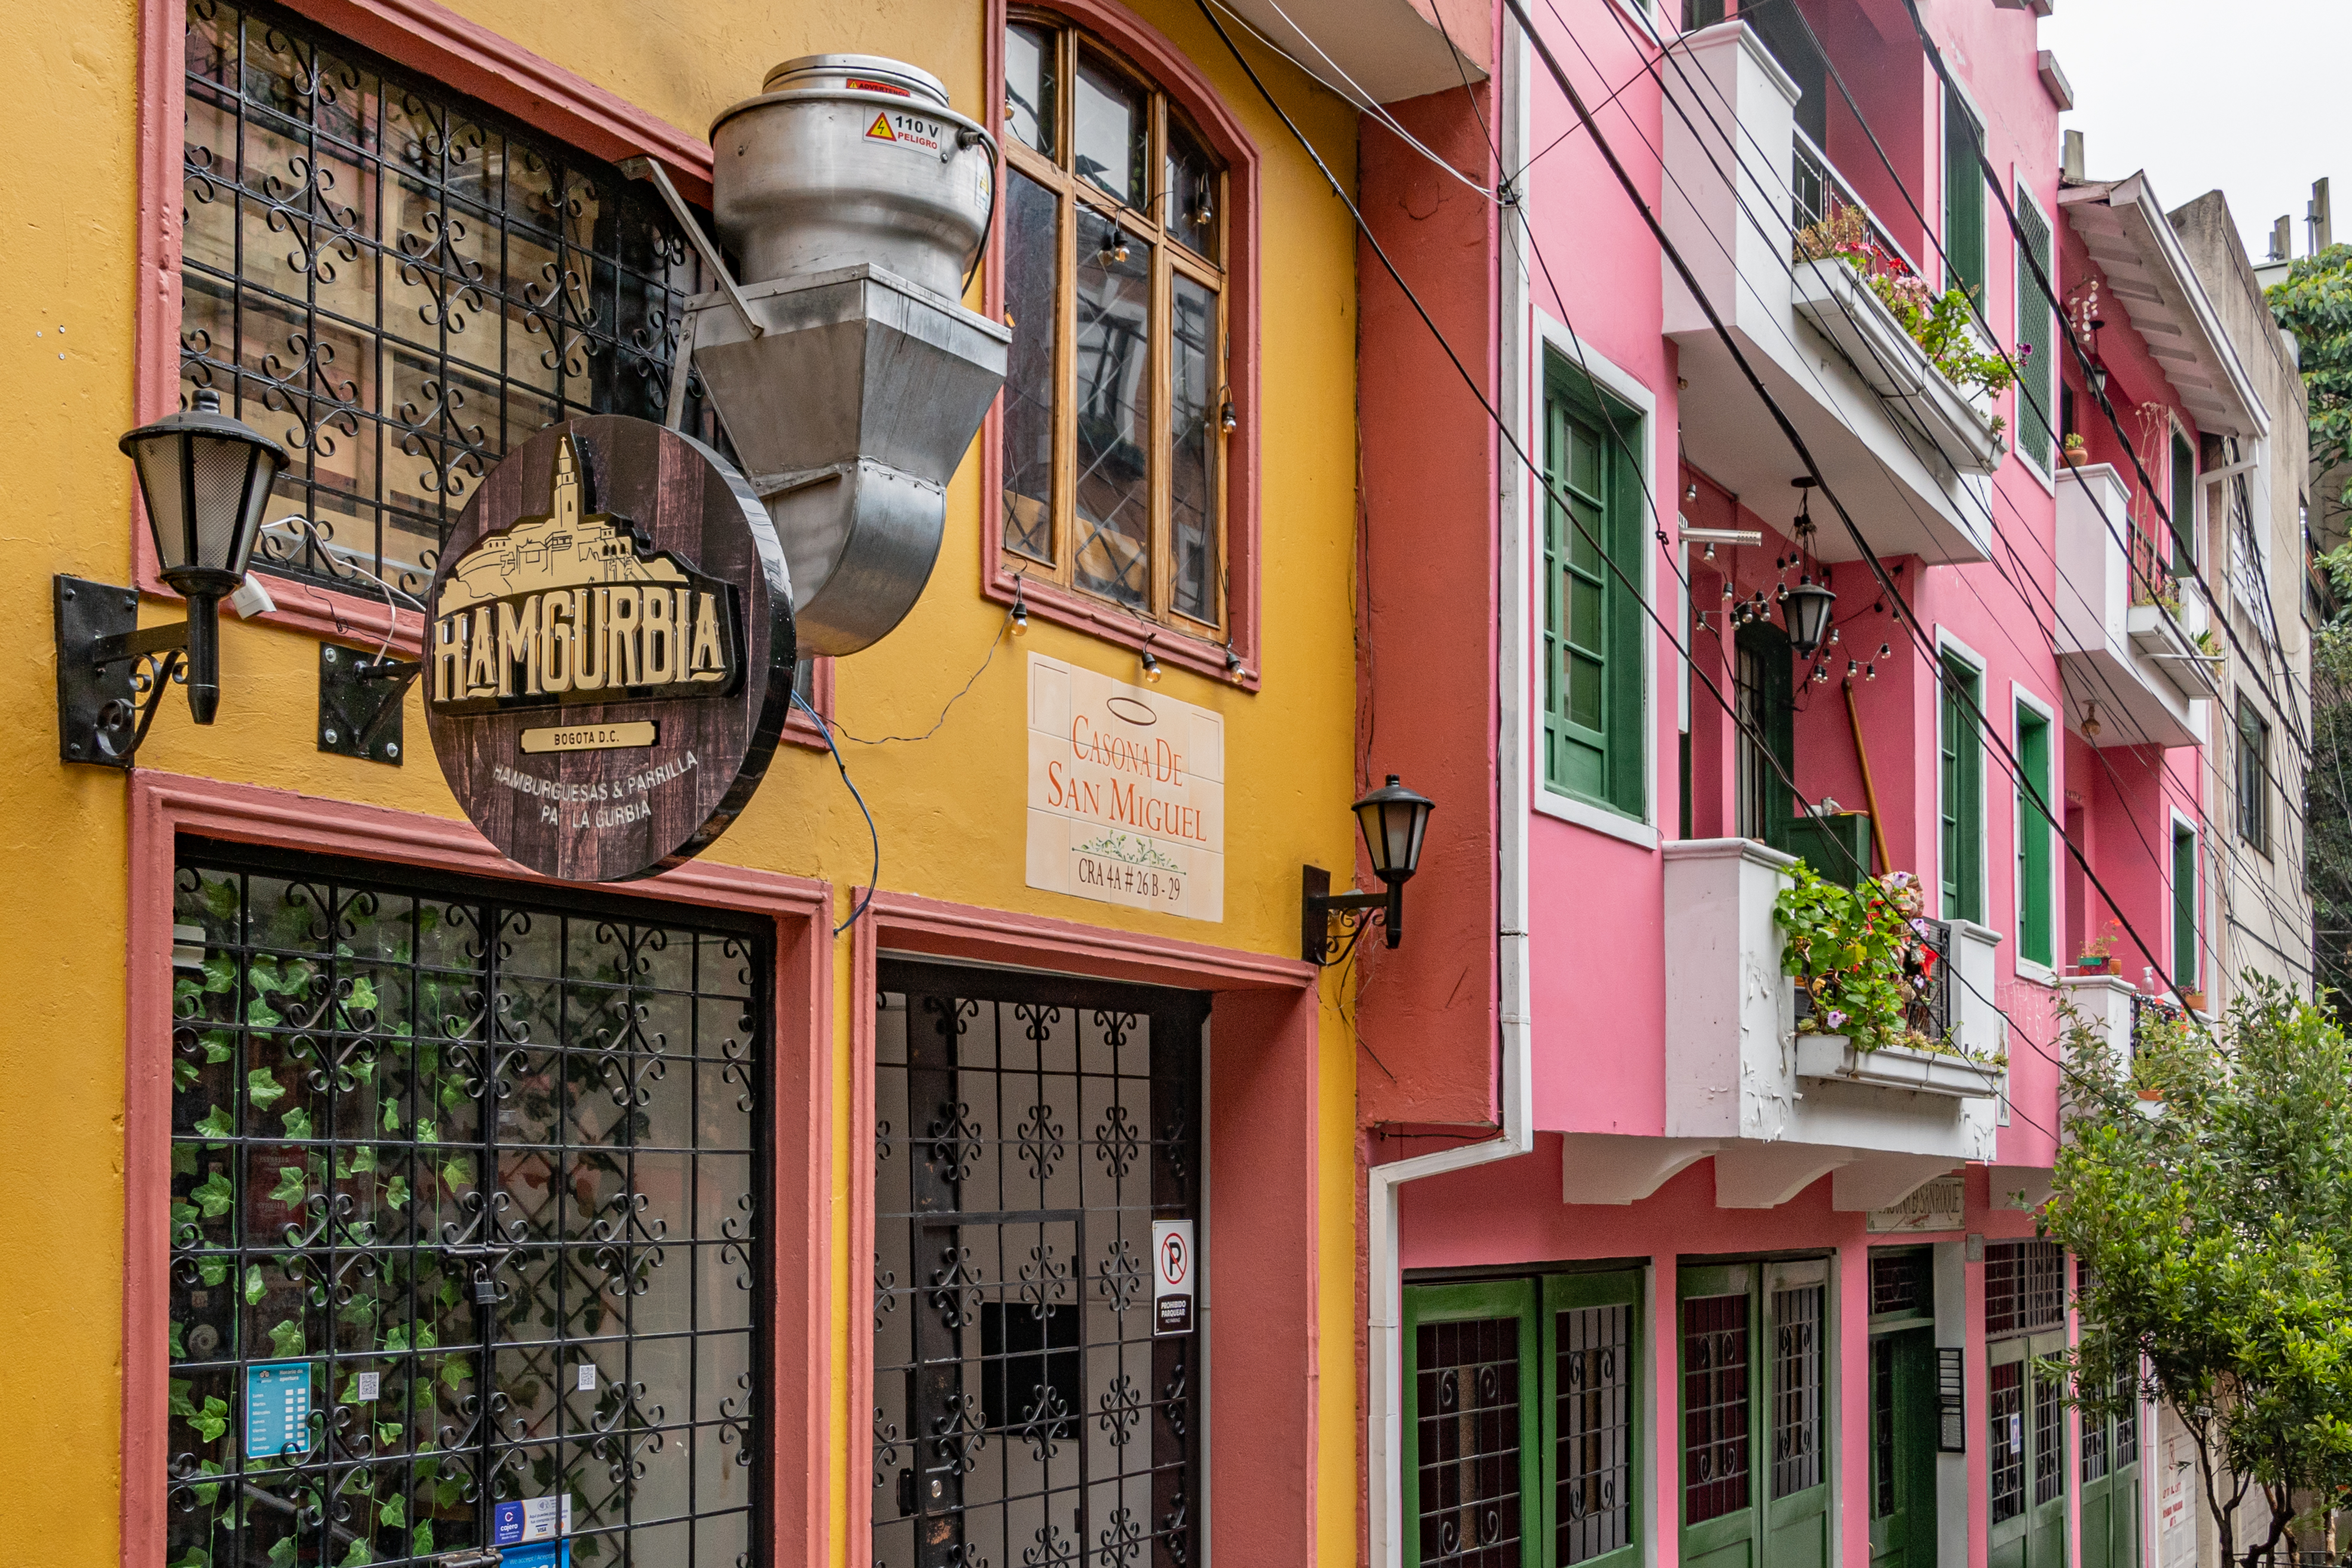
xmin=1561 ymin=1134 xmax=1723 ymax=1206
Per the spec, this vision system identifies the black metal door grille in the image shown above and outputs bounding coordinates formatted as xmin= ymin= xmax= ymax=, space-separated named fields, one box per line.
xmin=166 ymin=843 xmax=769 ymax=1567
xmin=1415 ymin=1318 xmax=1525 ymax=1568
xmin=1556 ymin=1304 xmax=1631 ymax=1564
xmin=1682 ymin=1294 xmax=1750 ymax=1524
xmin=1988 ymin=1362 xmax=2025 ymax=1525
xmin=1769 ymin=1285 xmax=1824 ymax=1498
xmin=872 ymin=961 xmax=1203 ymax=1568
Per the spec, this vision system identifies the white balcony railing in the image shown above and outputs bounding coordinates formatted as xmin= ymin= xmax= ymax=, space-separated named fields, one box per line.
xmin=1644 ymin=839 xmax=2001 ymax=1212
xmin=2053 ymin=463 xmax=2209 ymax=749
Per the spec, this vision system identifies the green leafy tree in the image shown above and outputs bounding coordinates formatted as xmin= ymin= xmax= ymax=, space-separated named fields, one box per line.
xmin=2044 ymin=982 xmax=2352 ymax=1565
xmin=2270 ymin=244 xmax=2352 ymax=537
xmin=2308 ymin=631 xmax=2352 ymax=1018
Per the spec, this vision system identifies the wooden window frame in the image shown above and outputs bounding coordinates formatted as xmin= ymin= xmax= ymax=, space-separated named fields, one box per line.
xmin=981 ymin=0 xmax=1262 ymax=687
xmin=136 ymin=0 xmax=838 ymax=746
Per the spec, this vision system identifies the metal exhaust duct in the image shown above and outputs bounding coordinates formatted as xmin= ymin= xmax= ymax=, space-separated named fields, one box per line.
xmin=657 ymin=54 xmax=1008 ymax=657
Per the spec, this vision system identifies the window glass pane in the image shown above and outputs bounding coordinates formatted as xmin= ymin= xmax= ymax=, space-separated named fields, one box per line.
xmin=1166 ymin=119 xmax=1218 ymax=258
xmin=1072 ymin=207 xmax=1152 ymax=607
xmin=1557 ymin=1304 xmax=1633 ymax=1564
xmin=1000 ymin=168 xmax=1059 ymax=565
xmin=2174 ymin=825 xmax=2198 ymax=987
xmin=1989 ymin=1361 xmax=2025 ymax=1524
xmin=1074 ymin=50 xmax=1148 ymax=209
xmin=1682 ymin=1293 xmax=1750 ymax=1524
xmin=1770 ymin=1285 xmax=1824 ymax=1497
xmin=1169 ymin=272 xmax=1218 ymax=624
xmin=2032 ymin=1364 xmax=2065 ymax=1504
xmin=1004 ymin=21 xmax=1058 ymax=157
xmin=1416 ymin=1317 xmax=1526 ymax=1567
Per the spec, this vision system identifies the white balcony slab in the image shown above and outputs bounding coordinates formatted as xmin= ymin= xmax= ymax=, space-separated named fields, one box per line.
xmin=1660 ymin=22 xmax=1992 ymax=567
xmin=2051 ymin=463 xmax=2207 ymax=749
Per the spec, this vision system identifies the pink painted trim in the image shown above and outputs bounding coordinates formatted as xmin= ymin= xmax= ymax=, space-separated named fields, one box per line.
xmin=131 ymin=0 xmax=718 ymax=653
xmin=842 ymin=888 xmax=1313 ymax=1562
xmin=978 ymin=0 xmax=1264 ymax=690
xmin=121 ymin=771 xmax=832 ymax=1568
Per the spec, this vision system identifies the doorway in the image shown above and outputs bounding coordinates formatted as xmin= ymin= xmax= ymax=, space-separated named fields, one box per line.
xmin=1867 ymin=1248 xmax=1941 ymax=1568
xmin=1680 ymin=1260 xmax=1832 ymax=1568
xmin=871 ymin=960 xmax=1206 ymax=1568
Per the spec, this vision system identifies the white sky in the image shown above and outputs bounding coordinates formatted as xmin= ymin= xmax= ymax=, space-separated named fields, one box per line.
xmin=2036 ymin=0 xmax=2352 ymax=264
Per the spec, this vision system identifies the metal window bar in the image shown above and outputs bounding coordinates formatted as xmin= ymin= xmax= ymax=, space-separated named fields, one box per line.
xmin=1557 ymin=1304 xmax=1632 ymax=1565
xmin=1984 ymin=1241 xmax=2067 ymax=1339
xmin=1907 ymin=918 xmax=1953 ymax=1046
xmin=1771 ymin=1287 xmax=1824 ymax=1498
xmin=2032 ymin=1365 xmax=2065 ymax=1505
xmin=2114 ymin=1368 xmax=2139 ymax=1469
xmin=1989 ymin=1361 xmax=2026 ymax=1525
xmin=180 ymin=0 xmax=712 ymax=601
xmin=1790 ymin=125 xmax=1927 ymax=283
xmin=1870 ymin=1337 xmax=1897 ymax=1520
xmin=1869 ymin=1250 xmax=1931 ymax=1319
xmin=871 ymin=963 xmax=1203 ymax=1568
xmin=1682 ymin=1294 xmax=1751 ymax=1525
xmin=1418 ymin=1318 xmax=1527 ymax=1568
xmin=166 ymin=846 xmax=769 ymax=1568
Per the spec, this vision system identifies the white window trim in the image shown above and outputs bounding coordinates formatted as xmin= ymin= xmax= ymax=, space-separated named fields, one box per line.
xmin=2011 ymin=681 xmax=2060 ymax=984
xmin=1529 ymin=309 xmax=1660 ymax=844
xmin=2170 ymin=806 xmax=2201 ymax=996
xmin=1934 ymin=629 xmax=1991 ymax=925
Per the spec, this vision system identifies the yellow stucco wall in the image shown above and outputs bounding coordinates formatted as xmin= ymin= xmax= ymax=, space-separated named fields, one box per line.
xmin=0 ymin=0 xmax=1361 ymax=1558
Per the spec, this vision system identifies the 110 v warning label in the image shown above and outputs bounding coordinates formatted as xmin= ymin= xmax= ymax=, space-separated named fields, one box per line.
xmin=864 ymin=110 xmax=945 ymax=157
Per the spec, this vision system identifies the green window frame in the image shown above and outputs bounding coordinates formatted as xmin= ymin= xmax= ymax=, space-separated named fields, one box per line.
xmin=1735 ymin=621 xmax=1795 ymax=846
xmin=1404 ymin=1270 xmax=1644 ymax=1568
xmin=2172 ymin=820 xmax=2198 ymax=991
xmin=2237 ymin=697 xmax=2271 ymax=856
xmin=2170 ymin=429 xmax=2198 ymax=572
xmin=2016 ymin=702 xmax=2054 ymax=968
xmin=1940 ymin=652 xmax=1985 ymax=924
xmin=1943 ymin=85 xmax=1985 ymax=304
xmin=2015 ymin=189 xmax=2055 ymax=471
xmin=1543 ymin=354 xmax=1647 ymax=819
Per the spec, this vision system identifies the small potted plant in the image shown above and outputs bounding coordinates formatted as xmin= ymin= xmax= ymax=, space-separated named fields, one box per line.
xmin=2076 ymin=924 xmax=2118 ymax=975
xmin=2060 ymin=432 xmax=2088 ymax=467
xmin=2182 ymin=988 xmax=2209 ymax=1013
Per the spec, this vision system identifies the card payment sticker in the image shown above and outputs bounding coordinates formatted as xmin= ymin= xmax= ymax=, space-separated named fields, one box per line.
xmin=494 ymin=1494 xmax=572 ymax=1546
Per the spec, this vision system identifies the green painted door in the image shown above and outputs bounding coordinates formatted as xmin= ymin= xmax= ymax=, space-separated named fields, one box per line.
xmin=1405 ymin=1281 xmax=1541 ymax=1567
xmin=1989 ymin=1333 xmax=2069 ymax=1568
xmin=1404 ymin=1272 xmax=1646 ymax=1568
xmin=1681 ymin=1261 xmax=1832 ymax=1568
xmin=1869 ymin=1329 xmax=1939 ymax=1568
xmin=2080 ymin=1370 xmax=2142 ymax=1568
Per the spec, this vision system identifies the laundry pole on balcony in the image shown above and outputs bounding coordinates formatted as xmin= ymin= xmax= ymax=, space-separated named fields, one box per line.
xmin=1844 ymin=679 xmax=1893 ymax=875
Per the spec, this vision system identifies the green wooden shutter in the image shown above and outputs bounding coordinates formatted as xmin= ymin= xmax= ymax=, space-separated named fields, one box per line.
xmin=1940 ymin=655 xmax=1984 ymax=923
xmin=2015 ymin=194 xmax=2054 ymax=470
xmin=1944 ymin=86 xmax=1985 ymax=304
xmin=2170 ymin=430 xmax=2197 ymax=572
xmin=1543 ymin=355 xmax=1647 ymax=819
xmin=2172 ymin=823 xmax=2197 ymax=990
xmin=2016 ymin=705 xmax=2053 ymax=967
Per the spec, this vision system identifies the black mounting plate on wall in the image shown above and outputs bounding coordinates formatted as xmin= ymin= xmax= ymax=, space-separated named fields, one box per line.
xmin=317 ymin=643 xmax=416 ymax=765
xmin=55 ymin=576 xmax=144 ymax=769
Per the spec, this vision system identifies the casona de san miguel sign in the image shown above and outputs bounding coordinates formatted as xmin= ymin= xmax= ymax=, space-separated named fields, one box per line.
xmin=424 ymin=415 xmax=795 ymax=882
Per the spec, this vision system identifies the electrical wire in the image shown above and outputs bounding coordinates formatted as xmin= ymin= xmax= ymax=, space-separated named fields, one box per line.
xmin=794 ymin=688 xmax=880 ymax=934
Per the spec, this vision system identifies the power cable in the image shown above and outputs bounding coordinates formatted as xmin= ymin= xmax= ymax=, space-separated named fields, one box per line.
xmin=794 ymin=689 xmax=880 ymax=934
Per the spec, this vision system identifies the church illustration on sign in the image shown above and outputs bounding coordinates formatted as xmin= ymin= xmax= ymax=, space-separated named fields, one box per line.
xmin=436 ymin=434 xmax=691 ymax=615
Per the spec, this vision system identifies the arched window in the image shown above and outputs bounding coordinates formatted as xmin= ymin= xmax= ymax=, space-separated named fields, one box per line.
xmin=999 ymin=10 xmax=1229 ymax=638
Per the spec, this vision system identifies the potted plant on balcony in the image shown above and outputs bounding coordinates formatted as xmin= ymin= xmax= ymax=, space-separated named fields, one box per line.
xmin=2076 ymin=923 xmax=2120 ymax=975
xmin=2061 ymin=432 xmax=2089 ymax=468
xmin=1791 ymin=209 xmax=2018 ymax=404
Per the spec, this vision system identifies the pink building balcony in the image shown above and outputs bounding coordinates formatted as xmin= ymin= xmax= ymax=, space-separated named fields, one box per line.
xmin=1661 ymin=20 xmax=1995 ymax=566
xmin=2052 ymin=462 xmax=2210 ymax=749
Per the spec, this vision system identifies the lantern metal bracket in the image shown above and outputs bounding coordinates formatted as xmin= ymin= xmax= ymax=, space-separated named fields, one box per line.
xmin=318 ymin=644 xmax=421 ymax=765
xmin=55 ymin=575 xmax=194 ymax=768
xmin=1303 ymin=864 xmax=1395 ymax=965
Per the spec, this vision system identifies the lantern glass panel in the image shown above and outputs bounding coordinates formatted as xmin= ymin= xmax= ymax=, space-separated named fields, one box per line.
xmin=131 ymin=433 xmax=194 ymax=573
xmin=189 ymin=437 xmax=267 ymax=579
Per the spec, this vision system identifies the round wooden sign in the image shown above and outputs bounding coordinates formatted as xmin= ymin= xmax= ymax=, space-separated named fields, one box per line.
xmin=424 ymin=415 xmax=795 ymax=882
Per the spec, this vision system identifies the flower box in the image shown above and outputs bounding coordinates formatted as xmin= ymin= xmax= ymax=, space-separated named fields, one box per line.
xmin=1793 ymin=1033 xmax=1998 ymax=1098
xmin=1790 ymin=258 xmax=2005 ymax=476
xmin=2076 ymin=955 xmax=2117 ymax=975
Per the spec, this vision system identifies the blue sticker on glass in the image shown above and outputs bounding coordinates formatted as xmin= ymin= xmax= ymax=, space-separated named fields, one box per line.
xmin=244 ymin=1362 xmax=312 ymax=1459
xmin=502 ymin=1542 xmax=567 ymax=1568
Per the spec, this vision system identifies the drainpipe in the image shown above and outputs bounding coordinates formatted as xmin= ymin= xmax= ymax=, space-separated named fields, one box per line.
xmin=1364 ymin=20 xmax=1535 ymax=1568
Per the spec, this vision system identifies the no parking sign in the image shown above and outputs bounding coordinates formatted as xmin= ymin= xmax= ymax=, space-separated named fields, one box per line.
xmin=1152 ymin=1220 xmax=1195 ymax=1336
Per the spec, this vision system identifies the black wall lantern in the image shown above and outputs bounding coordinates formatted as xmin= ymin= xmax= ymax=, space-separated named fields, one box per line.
xmin=1303 ymin=774 xmax=1436 ymax=963
xmin=56 ymin=389 xmax=286 ymax=765
xmin=1780 ymin=477 xmax=1837 ymax=657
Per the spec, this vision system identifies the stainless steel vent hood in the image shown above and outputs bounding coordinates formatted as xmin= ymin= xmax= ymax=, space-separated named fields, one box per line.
xmin=641 ymin=54 xmax=1008 ymax=657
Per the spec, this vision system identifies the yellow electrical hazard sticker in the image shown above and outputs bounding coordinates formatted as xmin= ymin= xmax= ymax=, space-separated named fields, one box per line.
xmin=863 ymin=110 xmax=947 ymax=157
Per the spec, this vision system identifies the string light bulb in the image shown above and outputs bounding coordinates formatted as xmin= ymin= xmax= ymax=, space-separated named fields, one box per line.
xmin=1219 ymin=397 xmax=1237 ymax=434
xmin=1100 ymin=225 xmax=1132 ymax=266
xmin=1703 ymin=541 xmax=1716 ymax=562
xmin=1010 ymin=577 xmax=1030 ymax=635
xmin=1140 ymin=644 xmax=1163 ymax=684
xmin=1684 ymin=481 xmax=1699 ymax=503
xmin=1224 ymin=642 xmax=1246 ymax=676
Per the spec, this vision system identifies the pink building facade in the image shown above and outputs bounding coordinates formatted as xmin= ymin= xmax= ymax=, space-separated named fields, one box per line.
xmin=1350 ymin=6 xmax=2273 ymax=1568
